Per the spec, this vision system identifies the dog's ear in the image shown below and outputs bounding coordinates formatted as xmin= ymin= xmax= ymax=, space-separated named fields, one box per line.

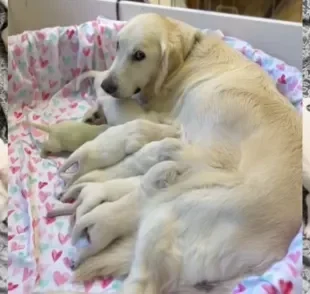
xmin=165 ymin=17 xmax=203 ymax=60
xmin=153 ymin=18 xmax=202 ymax=95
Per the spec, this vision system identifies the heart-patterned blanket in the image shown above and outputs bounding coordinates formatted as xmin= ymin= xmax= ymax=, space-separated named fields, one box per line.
xmin=8 ymin=17 xmax=302 ymax=294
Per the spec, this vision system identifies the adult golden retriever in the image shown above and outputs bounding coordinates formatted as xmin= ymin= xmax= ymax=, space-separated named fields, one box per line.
xmin=70 ymin=13 xmax=301 ymax=293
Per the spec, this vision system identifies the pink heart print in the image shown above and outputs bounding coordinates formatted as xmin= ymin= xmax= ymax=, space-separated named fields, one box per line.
xmin=22 ymin=268 xmax=34 ymax=282
xmin=52 ymin=249 xmax=63 ymax=262
xmin=53 ymin=271 xmax=70 ymax=286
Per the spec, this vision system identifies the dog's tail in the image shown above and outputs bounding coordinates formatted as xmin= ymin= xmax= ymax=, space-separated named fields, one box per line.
xmin=24 ymin=121 xmax=51 ymax=134
xmin=74 ymin=235 xmax=135 ymax=281
xmin=75 ymin=70 xmax=100 ymax=91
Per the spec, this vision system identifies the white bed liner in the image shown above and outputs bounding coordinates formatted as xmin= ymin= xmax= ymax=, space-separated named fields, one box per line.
xmin=10 ymin=0 xmax=301 ymax=69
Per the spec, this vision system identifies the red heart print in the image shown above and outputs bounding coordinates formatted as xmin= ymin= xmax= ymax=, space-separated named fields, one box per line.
xmin=279 ymin=280 xmax=293 ymax=294
xmin=8 ymin=234 xmax=15 ymax=241
xmin=42 ymin=92 xmax=50 ymax=100
xmin=45 ymin=216 xmax=55 ymax=225
xmin=8 ymin=74 xmax=12 ymax=81
xmin=39 ymin=191 xmax=49 ymax=203
xmin=71 ymin=68 xmax=81 ymax=78
xmin=97 ymin=35 xmax=102 ymax=46
xmin=11 ymin=241 xmax=25 ymax=251
xmin=83 ymin=48 xmax=91 ymax=57
xmin=11 ymin=166 xmax=20 ymax=174
xmin=28 ymin=161 xmax=36 ymax=173
xmin=40 ymin=57 xmax=48 ymax=68
xmin=49 ymin=80 xmax=58 ymax=88
xmin=70 ymin=102 xmax=78 ymax=109
xmin=58 ymin=233 xmax=70 ymax=245
xmin=101 ymin=278 xmax=113 ymax=289
xmin=47 ymin=172 xmax=54 ymax=181
xmin=21 ymin=189 xmax=29 ymax=199
xmin=278 ymin=74 xmax=287 ymax=84
xmin=23 ymin=268 xmax=34 ymax=282
xmin=36 ymin=32 xmax=46 ymax=41
xmin=8 ymin=210 xmax=14 ymax=217
xmin=32 ymin=114 xmax=40 ymax=120
xmin=8 ymin=283 xmax=19 ymax=291
xmin=24 ymin=148 xmax=32 ymax=155
xmin=66 ymin=29 xmax=75 ymax=40
xmin=14 ymin=111 xmax=22 ymax=119
xmin=52 ymin=249 xmax=63 ymax=262
xmin=84 ymin=280 xmax=95 ymax=292
xmin=10 ymin=157 xmax=18 ymax=164
xmin=38 ymin=181 xmax=48 ymax=189
xmin=13 ymin=45 xmax=23 ymax=57
xmin=17 ymin=225 xmax=29 ymax=234
xmin=262 ymin=284 xmax=277 ymax=294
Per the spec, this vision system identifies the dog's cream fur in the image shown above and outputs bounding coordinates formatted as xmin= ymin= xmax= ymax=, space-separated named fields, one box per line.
xmin=25 ymin=120 xmax=109 ymax=157
xmin=59 ymin=119 xmax=180 ymax=185
xmin=62 ymin=14 xmax=301 ymax=294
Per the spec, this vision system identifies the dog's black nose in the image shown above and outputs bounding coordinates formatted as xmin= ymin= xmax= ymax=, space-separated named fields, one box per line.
xmin=101 ymin=78 xmax=118 ymax=95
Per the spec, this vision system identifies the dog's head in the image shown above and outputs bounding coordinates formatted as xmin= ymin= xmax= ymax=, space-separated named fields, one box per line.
xmin=101 ymin=13 xmax=202 ymax=99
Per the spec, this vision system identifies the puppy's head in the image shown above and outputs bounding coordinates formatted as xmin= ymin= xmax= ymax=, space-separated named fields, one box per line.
xmin=101 ymin=13 xmax=202 ymax=99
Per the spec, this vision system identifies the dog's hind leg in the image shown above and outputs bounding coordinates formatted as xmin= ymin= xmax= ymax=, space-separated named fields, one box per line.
xmin=74 ymin=235 xmax=136 ymax=281
xmin=122 ymin=206 xmax=181 ymax=294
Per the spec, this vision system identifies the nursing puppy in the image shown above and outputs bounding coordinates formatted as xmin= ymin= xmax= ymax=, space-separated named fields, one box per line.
xmin=72 ymin=14 xmax=301 ymax=294
xmin=59 ymin=119 xmax=180 ymax=185
xmin=61 ymin=137 xmax=183 ymax=191
xmin=25 ymin=120 xmax=109 ymax=157
xmin=48 ymin=177 xmax=141 ymax=219
xmin=72 ymin=160 xmax=190 ymax=272
xmin=76 ymin=70 xmax=170 ymax=126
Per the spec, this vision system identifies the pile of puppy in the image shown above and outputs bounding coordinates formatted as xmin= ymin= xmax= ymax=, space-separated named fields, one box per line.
xmin=28 ymin=69 xmax=182 ymax=279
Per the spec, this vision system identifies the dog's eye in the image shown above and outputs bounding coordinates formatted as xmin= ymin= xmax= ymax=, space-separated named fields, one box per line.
xmin=133 ymin=50 xmax=146 ymax=61
xmin=307 ymin=104 xmax=310 ymax=112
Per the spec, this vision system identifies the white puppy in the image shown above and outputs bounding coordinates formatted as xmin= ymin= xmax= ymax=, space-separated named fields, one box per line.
xmin=62 ymin=137 xmax=183 ymax=190
xmin=47 ymin=177 xmax=141 ymax=220
xmin=58 ymin=119 xmax=180 ymax=185
xmin=72 ymin=160 xmax=191 ymax=274
xmin=76 ymin=70 xmax=170 ymax=126
xmin=74 ymin=14 xmax=301 ymax=294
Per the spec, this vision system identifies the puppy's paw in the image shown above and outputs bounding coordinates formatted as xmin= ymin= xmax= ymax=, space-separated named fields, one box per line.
xmin=83 ymin=107 xmax=107 ymax=125
xmin=157 ymin=138 xmax=182 ymax=161
xmin=141 ymin=161 xmax=189 ymax=197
